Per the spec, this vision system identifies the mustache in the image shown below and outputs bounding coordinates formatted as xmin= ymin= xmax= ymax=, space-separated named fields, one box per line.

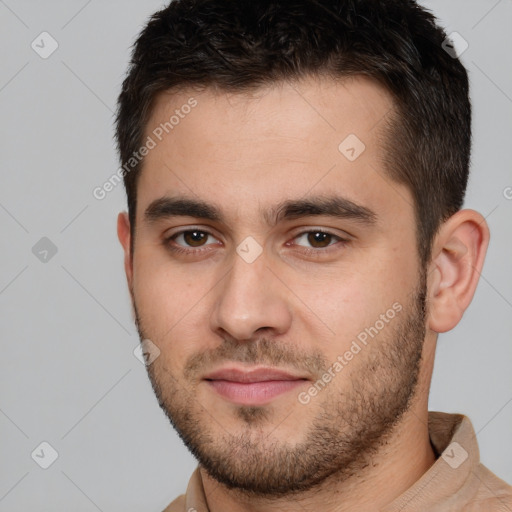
xmin=183 ymin=337 xmax=329 ymax=380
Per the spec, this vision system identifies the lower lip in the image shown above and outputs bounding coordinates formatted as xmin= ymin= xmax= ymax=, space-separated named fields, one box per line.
xmin=206 ymin=379 xmax=306 ymax=405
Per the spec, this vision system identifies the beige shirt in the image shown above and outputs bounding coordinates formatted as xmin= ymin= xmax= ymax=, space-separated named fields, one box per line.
xmin=163 ymin=412 xmax=512 ymax=511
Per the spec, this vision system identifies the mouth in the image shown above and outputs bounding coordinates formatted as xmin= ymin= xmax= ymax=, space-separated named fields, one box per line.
xmin=203 ymin=366 xmax=309 ymax=406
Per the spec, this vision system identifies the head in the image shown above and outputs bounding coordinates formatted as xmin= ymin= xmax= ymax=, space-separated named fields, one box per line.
xmin=116 ymin=0 xmax=489 ymax=497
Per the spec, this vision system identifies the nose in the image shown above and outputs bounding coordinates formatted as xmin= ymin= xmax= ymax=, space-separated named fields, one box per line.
xmin=209 ymin=247 xmax=292 ymax=342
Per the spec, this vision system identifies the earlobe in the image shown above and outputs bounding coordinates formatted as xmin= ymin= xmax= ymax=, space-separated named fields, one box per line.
xmin=117 ymin=212 xmax=133 ymax=289
xmin=427 ymin=209 xmax=490 ymax=333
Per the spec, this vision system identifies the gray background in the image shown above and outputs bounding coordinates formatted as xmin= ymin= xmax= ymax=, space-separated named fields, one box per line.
xmin=0 ymin=0 xmax=511 ymax=510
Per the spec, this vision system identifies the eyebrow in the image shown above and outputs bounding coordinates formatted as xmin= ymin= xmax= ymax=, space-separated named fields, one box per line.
xmin=144 ymin=197 xmax=223 ymax=223
xmin=144 ymin=195 xmax=377 ymax=227
xmin=267 ymin=196 xmax=377 ymax=226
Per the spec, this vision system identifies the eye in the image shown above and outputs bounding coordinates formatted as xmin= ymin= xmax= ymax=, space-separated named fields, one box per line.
xmin=293 ymin=230 xmax=343 ymax=249
xmin=169 ymin=230 xmax=218 ymax=248
xmin=176 ymin=230 xmax=208 ymax=247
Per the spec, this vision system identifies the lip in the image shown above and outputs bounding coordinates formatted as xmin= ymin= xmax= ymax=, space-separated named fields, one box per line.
xmin=204 ymin=366 xmax=308 ymax=406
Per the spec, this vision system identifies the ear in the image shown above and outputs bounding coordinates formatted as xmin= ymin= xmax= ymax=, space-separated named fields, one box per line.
xmin=426 ymin=209 xmax=490 ymax=333
xmin=117 ymin=212 xmax=133 ymax=290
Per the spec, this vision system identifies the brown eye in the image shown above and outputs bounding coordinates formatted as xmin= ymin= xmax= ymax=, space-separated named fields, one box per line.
xmin=306 ymin=231 xmax=333 ymax=248
xmin=166 ymin=229 xmax=221 ymax=254
xmin=182 ymin=230 xmax=208 ymax=247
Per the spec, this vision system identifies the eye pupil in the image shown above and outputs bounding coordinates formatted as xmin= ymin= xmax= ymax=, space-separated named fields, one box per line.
xmin=184 ymin=231 xmax=207 ymax=247
xmin=307 ymin=231 xmax=331 ymax=248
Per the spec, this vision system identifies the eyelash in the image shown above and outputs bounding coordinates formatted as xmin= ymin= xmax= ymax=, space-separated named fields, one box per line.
xmin=164 ymin=228 xmax=349 ymax=256
xmin=289 ymin=231 xmax=349 ymax=258
xmin=165 ymin=230 xmax=220 ymax=256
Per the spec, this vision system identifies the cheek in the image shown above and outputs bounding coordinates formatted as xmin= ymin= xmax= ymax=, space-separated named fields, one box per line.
xmin=132 ymin=254 xmax=218 ymax=364
xmin=290 ymin=260 xmax=411 ymax=343
xmin=294 ymin=264 xmax=371 ymax=312
xmin=133 ymin=247 xmax=205 ymax=314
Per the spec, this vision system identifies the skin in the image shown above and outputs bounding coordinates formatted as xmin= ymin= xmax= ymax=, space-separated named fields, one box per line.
xmin=117 ymin=76 xmax=489 ymax=512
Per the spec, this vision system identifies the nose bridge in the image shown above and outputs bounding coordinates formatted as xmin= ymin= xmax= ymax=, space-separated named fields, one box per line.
xmin=210 ymin=249 xmax=292 ymax=341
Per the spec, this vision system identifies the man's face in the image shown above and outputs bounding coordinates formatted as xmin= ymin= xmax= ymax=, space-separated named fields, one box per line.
xmin=125 ymin=77 xmax=428 ymax=495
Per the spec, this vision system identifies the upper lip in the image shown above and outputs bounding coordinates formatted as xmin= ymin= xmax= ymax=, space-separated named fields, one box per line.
xmin=204 ymin=366 xmax=308 ymax=383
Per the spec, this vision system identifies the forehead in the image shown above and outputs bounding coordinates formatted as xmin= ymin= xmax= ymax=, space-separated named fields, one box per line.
xmin=144 ymin=75 xmax=393 ymax=155
xmin=137 ymin=76 xmax=410 ymax=223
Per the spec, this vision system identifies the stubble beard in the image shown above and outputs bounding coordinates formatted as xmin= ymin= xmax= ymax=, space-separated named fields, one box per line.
xmin=132 ymin=272 xmax=427 ymax=498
